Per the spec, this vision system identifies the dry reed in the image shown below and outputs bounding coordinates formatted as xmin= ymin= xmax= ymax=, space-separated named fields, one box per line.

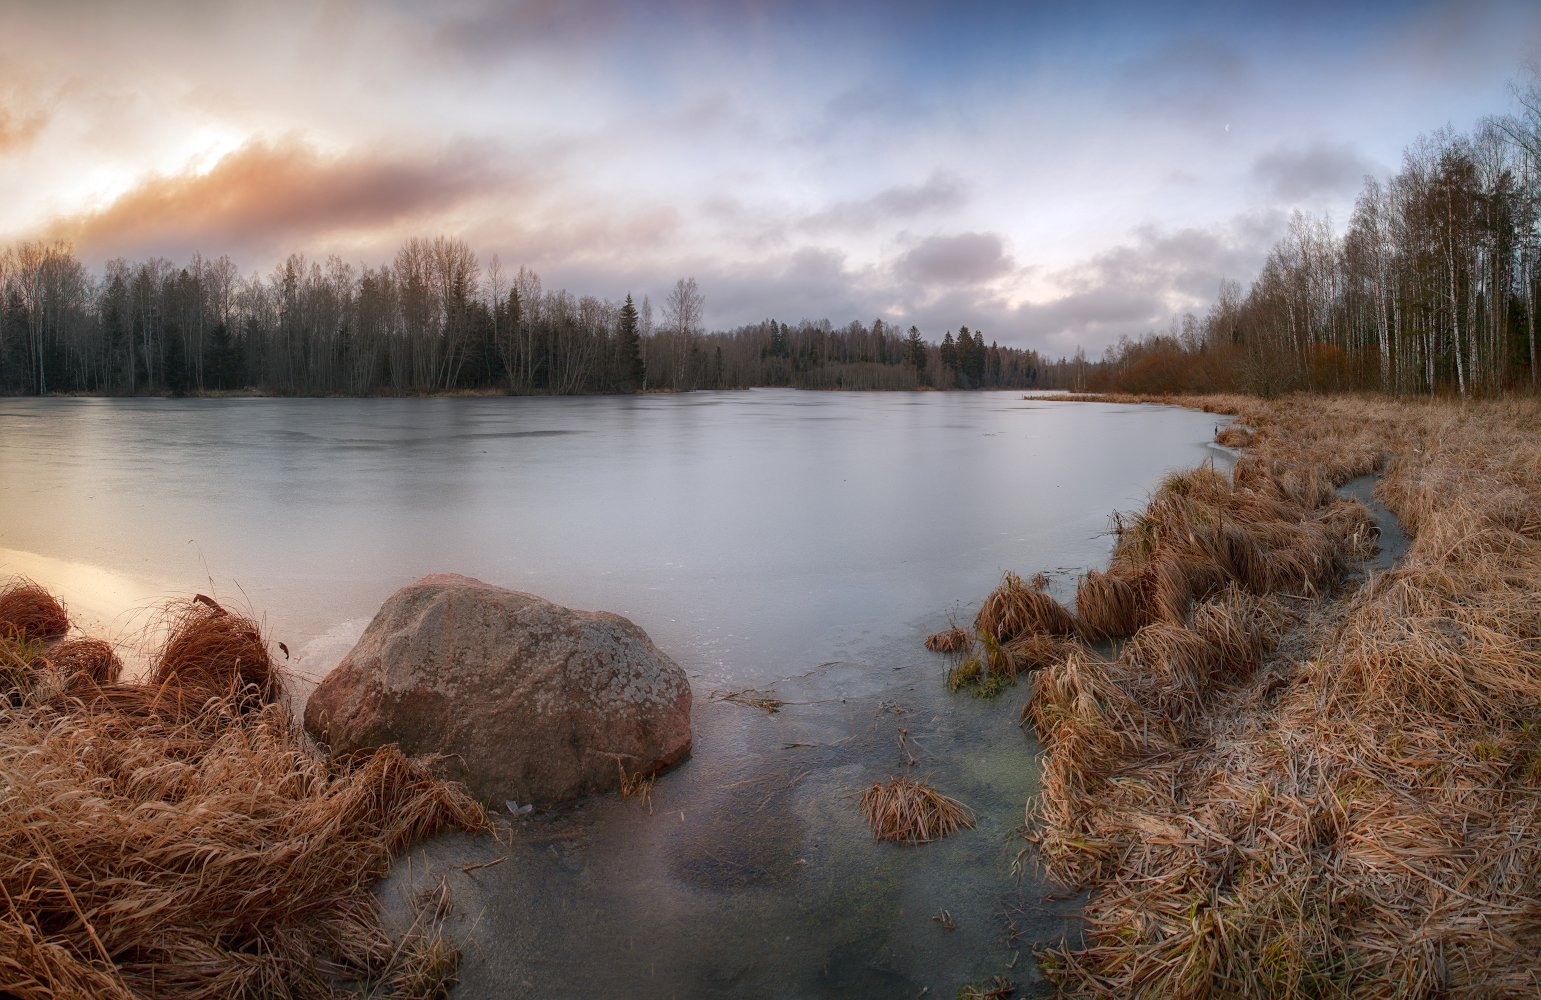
xmin=975 ymin=571 xmax=1077 ymax=640
xmin=859 ymin=775 xmax=975 ymax=844
xmin=924 ymin=625 xmax=971 ymax=653
xmin=1214 ymin=424 xmax=1255 ymax=448
xmin=958 ymin=975 xmax=1016 ymax=999
xmin=1073 ymin=567 xmax=1139 ymax=640
xmin=1000 ymin=633 xmax=1081 ymax=676
xmin=0 ymin=577 xmax=69 ymax=641
xmin=1015 ymin=393 xmax=1541 ymax=999
xmin=946 ymin=626 xmax=1092 ymax=698
xmin=151 ymin=597 xmax=283 ymax=707
xmin=46 ymin=636 xmax=124 ymax=690
xmin=0 ymin=582 xmax=490 ymax=999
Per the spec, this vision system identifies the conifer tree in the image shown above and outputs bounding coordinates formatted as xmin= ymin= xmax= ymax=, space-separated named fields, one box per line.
xmin=618 ymin=293 xmax=645 ymax=391
xmin=904 ymin=325 xmax=928 ymax=379
xmin=940 ymin=330 xmax=957 ymax=373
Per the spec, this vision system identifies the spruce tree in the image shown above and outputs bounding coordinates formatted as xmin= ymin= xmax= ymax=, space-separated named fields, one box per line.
xmin=940 ymin=331 xmax=957 ymax=373
xmin=904 ymin=326 xmax=928 ymax=379
xmin=618 ymin=294 xmax=645 ymax=391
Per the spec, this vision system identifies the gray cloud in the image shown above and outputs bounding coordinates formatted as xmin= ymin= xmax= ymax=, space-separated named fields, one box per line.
xmin=1116 ymin=34 xmax=1254 ymax=123
xmin=1366 ymin=0 xmax=1541 ymax=85
xmin=894 ymin=231 xmax=1012 ymax=287
xmin=607 ymin=244 xmax=877 ymax=332
xmin=1252 ymin=141 xmax=1379 ymax=202
xmin=800 ymin=173 xmax=966 ymax=233
xmin=48 ymin=135 xmax=516 ymax=264
xmin=1052 ymin=223 xmax=1254 ymax=298
xmin=995 ymin=214 xmax=1284 ymax=351
xmin=426 ymin=0 xmax=630 ymax=60
xmin=0 ymin=107 xmax=48 ymax=156
xmin=535 ymin=209 xmax=1286 ymax=359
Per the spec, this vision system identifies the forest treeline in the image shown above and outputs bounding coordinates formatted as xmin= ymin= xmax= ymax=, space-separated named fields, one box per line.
xmin=0 ymin=239 xmax=1060 ymax=397
xmin=14 ymin=75 xmax=1541 ymax=399
xmin=1090 ymin=76 xmax=1541 ymax=397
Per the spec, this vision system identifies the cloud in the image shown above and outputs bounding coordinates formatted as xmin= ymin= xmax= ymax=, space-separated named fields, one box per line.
xmin=1052 ymin=222 xmax=1254 ymax=298
xmin=0 ymin=110 xmax=47 ymax=156
xmin=0 ymin=75 xmax=52 ymax=156
xmin=592 ymin=215 xmax=1281 ymax=356
xmin=800 ymin=173 xmax=966 ymax=233
xmin=47 ymin=135 xmax=510 ymax=261
xmin=1366 ymin=0 xmax=1541 ymax=85
xmin=426 ymin=0 xmax=630 ymax=61
xmin=1116 ymin=34 xmax=1253 ymax=124
xmin=1003 ymin=214 xmax=1283 ymax=350
xmin=1252 ymin=141 xmax=1379 ymax=201
xmin=894 ymin=231 xmax=1013 ymax=286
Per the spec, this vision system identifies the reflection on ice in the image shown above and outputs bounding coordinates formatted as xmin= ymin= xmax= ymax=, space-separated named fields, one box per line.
xmin=0 ymin=391 xmax=1229 ymax=996
xmin=0 ymin=546 xmax=165 ymax=678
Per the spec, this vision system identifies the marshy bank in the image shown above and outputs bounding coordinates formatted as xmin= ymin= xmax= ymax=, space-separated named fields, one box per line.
xmin=0 ymin=588 xmax=487 ymax=999
xmin=973 ymin=393 xmax=1541 ymax=997
xmin=0 ymin=391 xmax=1237 ymax=997
xmin=368 ymin=653 xmax=1083 ymax=999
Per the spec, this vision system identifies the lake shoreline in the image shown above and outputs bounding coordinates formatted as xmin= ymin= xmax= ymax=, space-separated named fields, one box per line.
xmin=6 ymin=384 xmax=971 ymax=399
xmin=1004 ymin=392 xmax=1541 ymax=996
xmin=21 ymin=391 xmax=1501 ymax=996
xmin=1 ymin=391 xmax=1232 ymax=997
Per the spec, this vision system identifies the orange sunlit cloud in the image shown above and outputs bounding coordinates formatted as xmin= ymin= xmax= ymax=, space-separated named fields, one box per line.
xmin=0 ymin=108 xmax=48 ymax=156
xmin=46 ymin=135 xmax=512 ymax=262
xmin=4 ymin=0 xmax=1537 ymax=346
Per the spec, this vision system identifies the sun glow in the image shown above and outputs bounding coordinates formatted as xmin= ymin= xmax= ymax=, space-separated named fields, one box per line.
xmin=184 ymin=127 xmax=248 ymax=177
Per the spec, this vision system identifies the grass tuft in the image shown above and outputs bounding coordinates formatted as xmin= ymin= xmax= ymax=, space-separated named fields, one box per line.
xmin=0 ymin=577 xmax=69 ymax=642
xmin=859 ymin=775 xmax=975 ymax=844
xmin=1011 ymin=392 xmax=1541 ymax=999
xmin=0 ymin=577 xmax=490 ymax=998
xmin=1074 ymin=567 xmax=1139 ymax=640
xmin=46 ymin=637 xmax=124 ymax=690
xmin=925 ymin=625 xmax=971 ymax=653
xmin=150 ymin=597 xmax=283 ymax=708
xmin=975 ymin=572 xmax=1077 ymax=641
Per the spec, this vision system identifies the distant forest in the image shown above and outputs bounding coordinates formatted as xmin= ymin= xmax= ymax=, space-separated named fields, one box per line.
xmin=9 ymin=80 xmax=1541 ymax=399
xmin=1092 ymin=77 xmax=1541 ymax=397
xmin=0 ymin=240 xmax=1058 ymax=396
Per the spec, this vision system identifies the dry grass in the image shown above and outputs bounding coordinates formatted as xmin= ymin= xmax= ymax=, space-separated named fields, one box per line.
xmin=957 ymin=975 xmax=1016 ymax=999
xmin=1215 ymin=424 xmax=1255 ymax=448
xmin=1074 ymin=567 xmax=1139 ymax=640
xmin=1016 ymin=393 xmax=1541 ymax=998
xmin=0 ymin=581 xmax=490 ymax=999
xmin=859 ymin=775 xmax=975 ymax=845
xmin=151 ymin=597 xmax=283 ymax=707
xmin=1000 ymin=633 xmax=1082 ymax=677
xmin=0 ymin=577 xmax=70 ymax=641
xmin=929 ymin=573 xmax=1092 ymax=697
xmin=975 ymin=572 xmax=1077 ymax=641
xmin=925 ymin=625 xmax=971 ymax=653
xmin=1065 ymin=439 xmax=1376 ymax=641
xmin=617 ymin=759 xmax=655 ymax=813
xmin=46 ymin=637 xmax=124 ymax=690
xmin=943 ymin=626 xmax=1094 ymax=699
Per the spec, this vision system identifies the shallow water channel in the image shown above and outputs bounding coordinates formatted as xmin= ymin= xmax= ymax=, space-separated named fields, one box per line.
xmin=0 ymin=391 xmax=1235 ymax=997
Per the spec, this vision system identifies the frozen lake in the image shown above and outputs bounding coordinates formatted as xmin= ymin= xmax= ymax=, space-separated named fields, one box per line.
xmin=0 ymin=389 xmax=1231 ymax=997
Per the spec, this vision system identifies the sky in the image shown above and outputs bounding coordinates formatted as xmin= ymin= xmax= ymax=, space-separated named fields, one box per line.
xmin=3 ymin=0 xmax=1540 ymax=355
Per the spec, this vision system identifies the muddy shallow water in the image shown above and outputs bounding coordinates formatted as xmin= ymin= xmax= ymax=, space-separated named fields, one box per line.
xmin=381 ymin=660 xmax=1078 ymax=998
xmin=0 ymin=390 xmax=1238 ymax=996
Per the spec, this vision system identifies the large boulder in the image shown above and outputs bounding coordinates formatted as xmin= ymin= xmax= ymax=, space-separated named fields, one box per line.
xmin=304 ymin=574 xmax=692 ymax=804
